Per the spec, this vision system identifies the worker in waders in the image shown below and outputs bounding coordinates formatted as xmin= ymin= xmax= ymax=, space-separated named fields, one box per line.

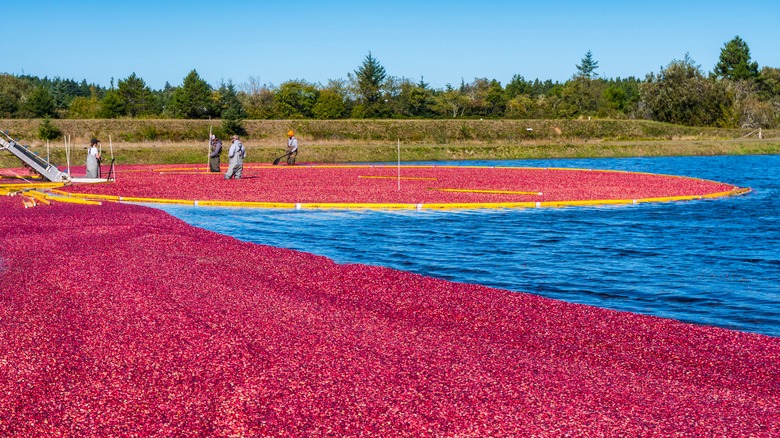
xmin=86 ymin=138 xmax=101 ymax=178
xmin=209 ymin=135 xmax=223 ymax=172
xmin=286 ymin=130 xmax=298 ymax=165
xmin=224 ymin=135 xmax=246 ymax=179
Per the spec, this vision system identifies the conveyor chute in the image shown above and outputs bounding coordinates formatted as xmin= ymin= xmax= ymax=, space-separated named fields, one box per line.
xmin=1 ymin=131 xmax=70 ymax=182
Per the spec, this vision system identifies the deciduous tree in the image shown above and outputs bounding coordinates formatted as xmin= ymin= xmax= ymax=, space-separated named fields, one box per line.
xmin=758 ymin=67 xmax=780 ymax=99
xmin=432 ymin=84 xmax=469 ymax=118
xmin=0 ymin=74 xmax=31 ymax=117
xmin=274 ymin=80 xmax=319 ymax=118
xmin=67 ymin=95 xmax=100 ymax=119
xmin=641 ymin=54 xmax=729 ymax=126
xmin=313 ymin=90 xmax=347 ymax=119
xmin=239 ymin=77 xmax=275 ymax=119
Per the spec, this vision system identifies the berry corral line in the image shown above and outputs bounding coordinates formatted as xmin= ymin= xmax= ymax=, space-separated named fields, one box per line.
xmin=44 ymin=188 xmax=752 ymax=210
xmin=358 ymin=175 xmax=438 ymax=180
xmin=433 ymin=188 xmax=543 ymax=195
xmin=8 ymin=164 xmax=751 ymax=210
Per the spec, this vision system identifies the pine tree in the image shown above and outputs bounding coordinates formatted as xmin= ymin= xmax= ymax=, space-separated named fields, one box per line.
xmin=714 ymin=36 xmax=759 ymax=81
xmin=576 ymin=50 xmax=599 ymax=79
xmin=352 ymin=52 xmax=388 ymax=118
xmin=169 ymin=70 xmax=214 ymax=119
xmin=24 ymin=86 xmax=57 ymax=118
xmin=98 ymin=90 xmax=124 ymax=118
xmin=218 ymin=80 xmax=247 ymax=135
xmin=117 ymin=73 xmax=157 ymax=117
xmin=37 ymin=117 xmax=61 ymax=140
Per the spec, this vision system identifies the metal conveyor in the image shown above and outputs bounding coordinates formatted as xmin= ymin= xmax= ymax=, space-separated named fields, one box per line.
xmin=1 ymin=131 xmax=70 ymax=182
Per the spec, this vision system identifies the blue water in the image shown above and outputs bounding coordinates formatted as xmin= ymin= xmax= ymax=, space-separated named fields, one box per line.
xmin=154 ymin=155 xmax=780 ymax=337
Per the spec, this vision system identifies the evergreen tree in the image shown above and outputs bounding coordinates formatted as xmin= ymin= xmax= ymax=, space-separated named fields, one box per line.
xmin=45 ymin=77 xmax=90 ymax=110
xmin=23 ymin=86 xmax=57 ymax=118
xmin=98 ymin=89 xmax=124 ymax=118
xmin=600 ymin=77 xmax=641 ymax=115
xmin=217 ymin=80 xmax=246 ymax=117
xmin=168 ymin=70 xmax=215 ymax=119
xmin=406 ymin=77 xmax=435 ymax=117
xmin=218 ymin=80 xmax=247 ymax=135
xmin=351 ymin=52 xmax=388 ymax=118
xmin=37 ymin=117 xmax=61 ymax=140
xmin=714 ymin=36 xmax=759 ymax=81
xmin=117 ymin=73 xmax=157 ymax=117
xmin=576 ymin=50 xmax=599 ymax=79
xmin=532 ymin=79 xmax=558 ymax=96
xmin=78 ymin=80 xmax=92 ymax=97
xmin=486 ymin=79 xmax=507 ymax=116
xmin=50 ymin=80 xmax=70 ymax=111
xmin=505 ymin=75 xmax=533 ymax=98
xmin=156 ymin=82 xmax=177 ymax=117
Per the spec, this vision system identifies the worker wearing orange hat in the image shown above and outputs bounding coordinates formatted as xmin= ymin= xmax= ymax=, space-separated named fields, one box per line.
xmin=286 ymin=130 xmax=298 ymax=165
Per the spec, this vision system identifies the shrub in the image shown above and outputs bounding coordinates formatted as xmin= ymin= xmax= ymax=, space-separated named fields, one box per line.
xmin=221 ymin=107 xmax=247 ymax=136
xmin=37 ymin=117 xmax=61 ymax=140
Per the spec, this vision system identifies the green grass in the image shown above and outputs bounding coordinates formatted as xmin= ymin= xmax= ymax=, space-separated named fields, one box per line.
xmin=1 ymin=118 xmax=778 ymax=168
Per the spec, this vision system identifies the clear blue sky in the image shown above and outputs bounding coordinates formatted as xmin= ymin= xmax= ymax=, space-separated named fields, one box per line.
xmin=4 ymin=0 xmax=779 ymax=91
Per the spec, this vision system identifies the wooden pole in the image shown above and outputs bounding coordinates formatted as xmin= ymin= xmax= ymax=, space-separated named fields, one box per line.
xmin=110 ymin=135 xmax=115 ymax=182
xmin=208 ymin=123 xmax=213 ymax=171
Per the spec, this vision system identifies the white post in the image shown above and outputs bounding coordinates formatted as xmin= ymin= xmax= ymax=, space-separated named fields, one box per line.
xmin=397 ymin=139 xmax=400 ymax=191
xmin=46 ymin=140 xmax=50 ymax=162
xmin=65 ymin=135 xmax=71 ymax=176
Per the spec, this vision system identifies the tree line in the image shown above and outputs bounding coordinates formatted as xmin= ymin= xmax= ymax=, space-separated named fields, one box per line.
xmin=2 ymin=36 xmax=779 ymax=135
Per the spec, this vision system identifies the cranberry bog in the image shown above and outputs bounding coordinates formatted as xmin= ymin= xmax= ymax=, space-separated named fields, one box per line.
xmin=37 ymin=163 xmax=749 ymax=209
xmin=1 ymin=163 xmax=777 ymax=436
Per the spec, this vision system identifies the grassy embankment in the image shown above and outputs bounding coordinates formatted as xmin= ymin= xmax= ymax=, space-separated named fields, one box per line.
xmin=1 ymin=118 xmax=778 ymax=168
